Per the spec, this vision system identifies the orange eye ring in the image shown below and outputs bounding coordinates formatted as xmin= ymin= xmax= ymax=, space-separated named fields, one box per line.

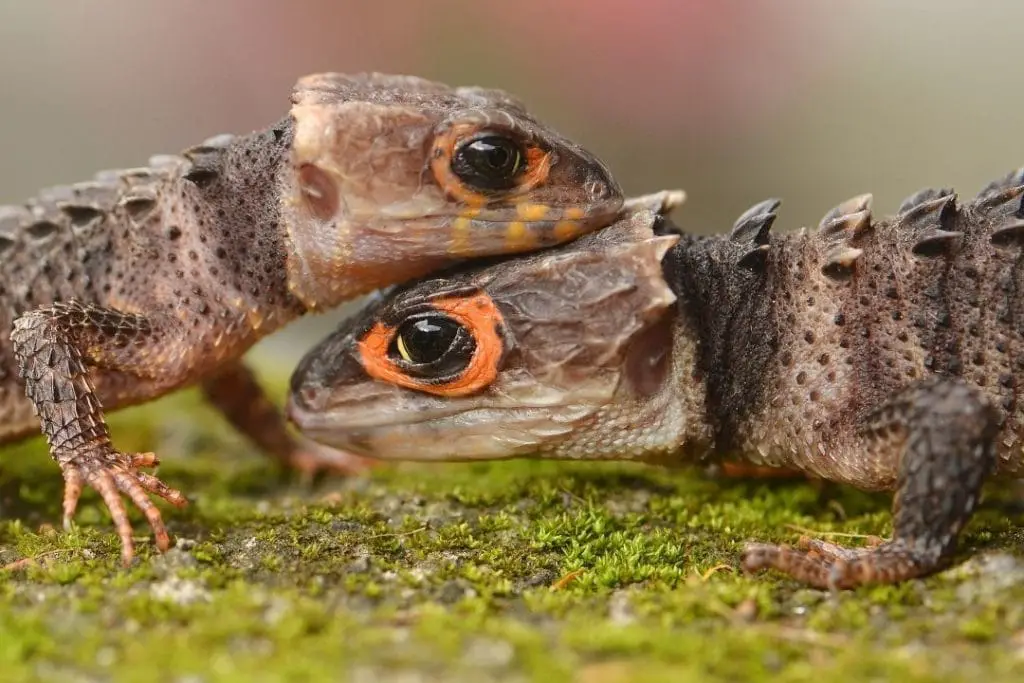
xmin=357 ymin=292 xmax=506 ymax=397
xmin=430 ymin=123 xmax=551 ymax=207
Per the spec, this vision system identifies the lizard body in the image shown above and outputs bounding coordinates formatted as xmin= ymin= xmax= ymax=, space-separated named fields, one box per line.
xmin=1 ymin=72 xmax=623 ymax=564
xmin=289 ymin=173 xmax=1024 ymax=590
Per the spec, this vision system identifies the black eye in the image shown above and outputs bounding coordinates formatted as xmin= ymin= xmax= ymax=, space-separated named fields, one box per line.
xmin=388 ymin=312 xmax=476 ymax=381
xmin=395 ymin=316 xmax=459 ymax=364
xmin=450 ymin=134 xmax=524 ymax=191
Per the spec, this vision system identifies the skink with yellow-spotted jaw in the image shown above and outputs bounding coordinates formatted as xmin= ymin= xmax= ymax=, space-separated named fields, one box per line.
xmin=283 ymin=73 xmax=623 ymax=308
xmin=1 ymin=72 xmax=623 ymax=565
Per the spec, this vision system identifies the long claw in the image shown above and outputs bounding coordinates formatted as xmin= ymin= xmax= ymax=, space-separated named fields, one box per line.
xmin=120 ymin=476 xmax=171 ymax=553
xmin=61 ymin=467 xmax=84 ymax=530
xmin=133 ymin=471 xmax=188 ymax=507
xmin=130 ymin=452 xmax=160 ymax=468
xmin=88 ymin=469 xmax=136 ymax=566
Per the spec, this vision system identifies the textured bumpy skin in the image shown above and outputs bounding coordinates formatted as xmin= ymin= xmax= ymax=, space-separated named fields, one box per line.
xmin=0 ymin=72 xmax=624 ymax=565
xmin=290 ymin=172 xmax=1024 ymax=589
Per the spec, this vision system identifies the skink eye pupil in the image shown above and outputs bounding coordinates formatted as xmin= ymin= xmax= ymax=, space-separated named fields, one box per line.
xmin=451 ymin=134 xmax=524 ymax=191
xmin=478 ymin=141 xmax=513 ymax=170
xmin=393 ymin=315 xmax=461 ymax=365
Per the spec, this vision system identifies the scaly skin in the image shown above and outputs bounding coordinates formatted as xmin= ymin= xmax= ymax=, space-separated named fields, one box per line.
xmin=0 ymin=72 xmax=624 ymax=565
xmin=289 ymin=173 xmax=1024 ymax=590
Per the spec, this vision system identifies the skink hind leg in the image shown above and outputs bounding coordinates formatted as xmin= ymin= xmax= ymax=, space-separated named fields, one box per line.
xmin=741 ymin=378 xmax=1000 ymax=590
xmin=12 ymin=301 xmax=188 ymax=566
xmin=201 ymin=361 xmax=375 ymax=480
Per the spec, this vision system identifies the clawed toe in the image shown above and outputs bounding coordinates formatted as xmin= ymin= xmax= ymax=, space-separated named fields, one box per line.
xmin=59 ymin=449 xmax=188 ymax=566
xmin=799 ymin=536 xmax=870 ymax=562
xmin=741 ymin=541 xmax=848 ymax=590
xmin=742 ymin=536 xmax=930 ymax=590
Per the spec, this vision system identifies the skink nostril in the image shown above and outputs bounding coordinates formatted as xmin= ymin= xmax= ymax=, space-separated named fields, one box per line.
xmin=586 ymin=180 xmax=615 ymax=202
xmin=286 ymin=388 xmax=319 ymax=422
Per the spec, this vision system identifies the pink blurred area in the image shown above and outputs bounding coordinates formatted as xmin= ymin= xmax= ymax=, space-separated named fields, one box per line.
xmin=14 ymin=0 xmax=827 ymax=139
xmin=472 ymin=0 xmax=824 ymax=135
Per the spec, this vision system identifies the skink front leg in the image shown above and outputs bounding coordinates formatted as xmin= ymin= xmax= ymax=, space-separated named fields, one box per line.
xmin=12 ymin=301 xmax=189 ymax=566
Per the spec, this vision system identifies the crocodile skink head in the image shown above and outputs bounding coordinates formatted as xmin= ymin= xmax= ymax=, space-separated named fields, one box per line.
xmin=280 ymin=72 xmax=624 ymax=309
xmin=287 ymin=206 xmax=685 ymax=462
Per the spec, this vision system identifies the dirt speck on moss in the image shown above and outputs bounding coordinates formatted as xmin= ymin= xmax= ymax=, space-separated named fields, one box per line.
xmin=1 ymin=388 xmax=1024 ymax=683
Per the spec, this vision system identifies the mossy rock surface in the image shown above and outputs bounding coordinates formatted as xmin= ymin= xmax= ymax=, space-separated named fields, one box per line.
xmin=2 ymin=388 xmax=1024 ymax=682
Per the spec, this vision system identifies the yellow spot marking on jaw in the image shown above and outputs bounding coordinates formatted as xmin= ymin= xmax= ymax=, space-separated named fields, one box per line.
xmin=516 ymin=203 xmax=550 ymax=221
xmin=462 ymin=195 xmax=488 ymax=210
xmin=554 ymin=220 xmax=582 ymax=242
xmin=562 ymin=207 xmax=585 ymax=220
xmin=505 ymin=221 xmax=536 ymax=251
xmin=450 ymin=217 xmax=472 ymax=256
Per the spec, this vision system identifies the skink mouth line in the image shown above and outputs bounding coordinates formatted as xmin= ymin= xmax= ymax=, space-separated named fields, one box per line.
xmin=291 ymin=401 xmax=587 ymax=434
xmin=289 ymin=401 xmax=463 ymax=433
xmin=296 ymin=407 xmax=489 ymax=432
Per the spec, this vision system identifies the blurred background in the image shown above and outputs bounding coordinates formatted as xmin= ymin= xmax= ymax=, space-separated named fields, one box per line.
xmin=1 ymin=0 xmax=1022 ymax=371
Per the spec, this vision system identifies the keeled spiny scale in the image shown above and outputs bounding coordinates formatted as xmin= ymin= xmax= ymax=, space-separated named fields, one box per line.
xmin=731 ymin=198 xmax=779 ymax=270
xmin=893 ymin=190 xmax=963 ymax=259
xmin=25 ymin=220 xmax=60 ymax=241
xmin=119 ymin=193 xmax=159 ymax=222
xmin=197 ymin=133 xmax=236 ymax=150
xmin=975 ymin=172 xmax=1024 ymax=229
xmin=145 ymin=154 xmax=188 ymax=173
xmin=815 ymin=194 xmax=874 ymax=279
xmin=817 ymin=193 xmax=873 ymax=240
xmin=106 ymin=167 xmax=172 ymax=226
xmin=55 ymin=182 xmax=109 ymax=230
xmin=179 ymin=135 xmax=235 ymax=190
xmin=0 ymin=206 xmax=27 ymax=246
xmin=818 ymin=208 xmax=872 ymax=245
xmin=70 ymin=179 xmax=121 ymax=208
xmin=898 ymin=187 xmax=954 ymax=216
xmin=730 ymin=197 xmax=781 ymax=244
xmin=990 ymin=220 xmax=1024 ymax=248
xmin=911 ymin=229 xmax=963 ymax=258
xmin=60 ymin=204 xmax=104 ymax=230
xmin=976 ymin=167 xmax=1024 ymax=201
xmin=900 ymin=190 xmax=956 ymax=225
xmin=820 ymin=246 xmax=864 ymax=279
xmin=979 ymin=184 xmax=1024 ymax=220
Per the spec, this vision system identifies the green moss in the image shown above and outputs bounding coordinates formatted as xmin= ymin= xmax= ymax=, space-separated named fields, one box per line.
xmin=1 ymin=387 xmax=1023 ymax=682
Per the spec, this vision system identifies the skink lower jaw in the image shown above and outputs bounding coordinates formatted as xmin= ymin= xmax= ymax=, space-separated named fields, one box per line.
xmin=285 ymin=399 xmax=370 ymax=455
